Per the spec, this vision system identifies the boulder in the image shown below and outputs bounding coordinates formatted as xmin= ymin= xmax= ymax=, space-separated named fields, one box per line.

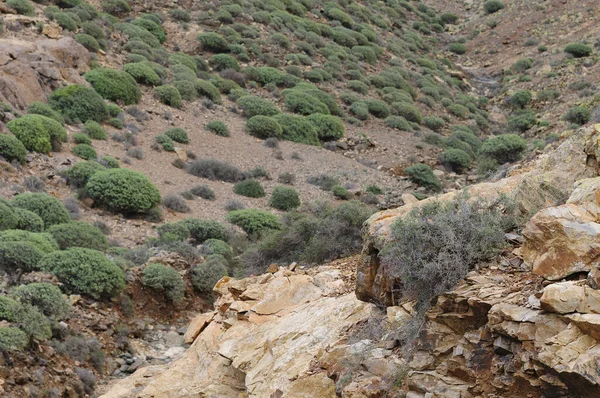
xmin=540 ymin=282 xmax=600 ymax=314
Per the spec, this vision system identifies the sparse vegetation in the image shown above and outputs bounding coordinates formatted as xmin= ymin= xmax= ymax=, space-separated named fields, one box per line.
xmin=206 ymin=121 xmax=229 ymax=137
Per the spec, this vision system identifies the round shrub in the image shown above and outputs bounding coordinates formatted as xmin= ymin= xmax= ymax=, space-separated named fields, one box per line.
xmin=157 ymin=222 xmax=190 ymax=242
xmin=76 ymin=34 xmax=100 ymax=52
xmin=48 ymin=221 xmax=108 ymax=250
xmin=10 ymin=283 xmax=70 ymax=320
xmin=0 ymin=202 xmax=18 ymax=231
xmin=270 ymin=186 xmax=300 ymax=210
xmin=5 ymin=0 xmax=34 ymax=16
xmin=246 ymin=116 xmax=283 ymax=139
xmin=142 ymin=263 xmax=185 ymax=302
xmin=405 ymin=164 xmax=442 ymax=191
xmin=190 ymin=185 xmax=216 ymax=200
xmin=449 ymin=43 xmax=467 ymax=54
xmin=0 ymin=134 xmax=27 ymax=163
xmin=448 ymin=104 xmax=470 ymax=119
xmin=244 ymin=67 xmax=284 ymax=86
xmin=233 ymin=179 xmax=265 ymax=198
xmin=165 ymin=127 xmax=189 ymax=144
xmin=174 ymin=80 xmax=197 ymax=101
xmin=507 ymin=111 xmax=537 ymax=132
xmin=209 ymin=54 xmax=240 ymax=71
xmin=483 ymin=0 xmax=504 ymax=14
xmin=6 ymin=115 xmax=55 ymax=153
xmin=48 ymin=85 xmax=109 ymax=124
xmin=206 ymin=121 xmax=229 ymax=137
xmin=423 ymin=116 xmax=445 ymax=131
xmin=155 ymin=134 xmax=175 ymax=151
xmin=0 ymin=241 xmax=45 ymax=280
xmin=100 ymin=155 xmax=119 ymax=168
xmin=332 ymin=185 xmax=351 ymax=200
xmin=0 ymin=328 xmax=29 ymax=352
xmin=86 ymin=169 xmax=161 ymax=213
xmin=40 ymin=248 xmax=125 ymax=298
xmin=12 ymin=193 xmax=70 ymax=227
xmin=72 ymin=144 xmax=97 ymax=160
xmin=102 ymin=0 xmax=130 ymax=16
xmin=197 ymin=32 xmax=229 ymax=52
xmin=203 ymin=239 xmax=232 ymax=258
xmin=154 ymin=85 xmax=182 ymax=108
xmin=385 ymin=116 xmax=412 ymax=131
xmin=306 ymin=114 xmax=344 ymax=141
xmin=124 ymin=62 xmax=161 ymax=85
xmin=191 ymin=257 xmax=228 ymax=294
xmin=391 ymin=102 xmax=422 ymax=124
xmin=12 ymin=208 xmax=44 ymax=232
xmin=284 ymin=91 xmax=330 ymax=115
xmin=441 ymin=148 xmax=472 ymax=173
xmin=564 ymin=43 xmax=592 ymax=58
xmin=513 ymin=58 xmax=533 ymax=72
xmin=366 ymin=100 xmax=391 ymax=119
xmin=63 ymin=161 xmax=105 ymax=188
xmin=27 ymin=102 xmax=64 ymax=124
xmin=0 ymin=230 xmax=58 ymax=253
xmin=563 ymin=106 xmax=590 ymax=125
xmin=227 ymin=209 xmax=281 ymax=235
xmin=132 ymin=18 xmax=165 ymax=43
xmin=194 ymin=80 xmax=222 ymax=104
xmin=84 ymin=68 xmax=141 ymax=105
xmin=478 ymin=134 xmax=527 ymax=164
xmin=72 ymin=133 xmax=92 ymax=145
xmin=0 ymin=296 xmax=21 ymax=322
xmin=272 ymin=114 xmax=320 ymax=146
xmin=509 ymin=90 xmax=532 ymax=109
xmin=348 ymin=80 xmax=369 ymax=94
xmin=179 ymin=218 xmax=227 ymax=242
xmin=351 ymin=102 xmax=370 ymax=121
xmin=83 ymin=120 xmax=107 ymax=140
xmin=237 ymin=96 xmax=280 ymax=118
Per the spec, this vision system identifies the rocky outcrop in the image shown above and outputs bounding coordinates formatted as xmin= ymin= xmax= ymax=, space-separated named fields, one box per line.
xmin=0 ymin=38 xmax=90 ymax=110
xmin=357 ymin=125 xmax=600 ymax=306
xmin=101 ymin=262 xmax=402 ymax=398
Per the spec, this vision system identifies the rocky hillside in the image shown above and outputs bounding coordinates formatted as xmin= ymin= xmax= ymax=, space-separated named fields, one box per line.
xmin=1 ymin=0 xmax=600 ymax=396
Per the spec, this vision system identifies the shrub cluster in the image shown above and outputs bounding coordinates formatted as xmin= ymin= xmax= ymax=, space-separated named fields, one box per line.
xmin=186 ymin=158 xmax=246 ymax=182
xmin=48 ymin=221 xmax=108 ymax=251
xmin=206 ymin=121 xmax=229 ymax=137
xmin=142 ymin=263 xmax=185 ymax=302
xmin=12 ymin=193 xmax=71 ymax=227
xmin=478 ymin=134 xmax=527 ymax=164
xmin=0 ymin=134 xmax=27 ymax=163
xmin=246 ymin=116 xmax=283 ymax=139
xmin=405 ymin=164 xmax=442 ymax=191
xmin=84 ymin=68 xmax=141 ymax=105
xmin=7 ymin=115 xmax=67 ymax=153
xmin=86 ymin=169 xmax=161 ymax=213
xmin=226 ymin=209 xmax=282 ymax=235
xmin=48 ymin=85 xmax=109 ymax=124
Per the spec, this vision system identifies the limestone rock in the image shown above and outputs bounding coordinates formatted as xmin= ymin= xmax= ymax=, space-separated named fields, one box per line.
xmin=183 ymin=312 xmax=214 ymax=344
xmin=540 ymin=282 xmax=600 ymax=314
xmin=42 ymin=23 xmax=61 ymax=39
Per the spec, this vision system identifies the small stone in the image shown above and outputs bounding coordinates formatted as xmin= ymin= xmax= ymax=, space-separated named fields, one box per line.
xmin=267 ymin=263 xmax=279 ymax=273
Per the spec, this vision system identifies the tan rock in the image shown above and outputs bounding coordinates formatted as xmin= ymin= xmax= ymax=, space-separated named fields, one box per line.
xmin=286 ymin=373 xmax=336 ymax=397
xmin=250 ymin=274 xmax=322 ymax=315
xmin=540 ymin=282 xmax=600 ymax=314
xmin=183 ymin=312 xmax=214 ymax=344
xmin=42 ymin=23 xmax=61 ymax=39
xmin=401 ymin=193 xmax=419 ymax=205
xmin=174 ymin=147 xmax=187 ymax=162
xmin=267 ymin=263 xmax=278 ymax=273
xmin=564 ymin=313 xmax=600 ymax=340
xmin=567 ymin=177 xmax=600 ymax=206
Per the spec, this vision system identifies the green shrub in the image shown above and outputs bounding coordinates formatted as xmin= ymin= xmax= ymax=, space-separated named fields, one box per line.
xmin=237 ymin=96 xmax=280 ymax=117
xmin=142 ymin=263 xmax=185 ymax=302
xmin=243 ymin=67 xmax=284 ymax=86
xmin=449 ymin=43 xmax=467 ymax=54
xmin=27 ymin=102 xmax=64 ymax=124
xmin=349 ymin=102 xmax=368 ymax=121
xmin=269 ymin=187 xmax=300 ymax=211
xmin=179 ymin=218 xmax=226 ymax=242
xmin=306 ymin=114 xmax=344 ymax=140
xmin=124 ymin=62 xmax=161 ymax=85
xmin=441 ymin=148 xmax=472 ymax=173
xmin=165 ymin=127 xmax=188 ymax=144
xmin=48 ymin=85 xmax=109 ymax=124
xmin=83 ymin=120 xmax=107 ymax=140
xmin=272 ymin=114 xmax=320 ymax=146
xmin=347 ymin=80 xmax=369 ymax=94
xmin=64 ymin=160 xmax=105 ymax=188
xmin=76 ymin=34 xmax=100 ymax=52
xmin=564 ymin=43 xmax=593 ymax=58
xmin=209 ymin=54 xmax=239 ymax=71
xmin=170 ymin=9 xmax=190 ymax=22
xmin=423 ymin=116 xmax=445 ymax=131
xmin=392 ymin=102 xmax=422 ymax=124
xmin=13 ymin=208 xmax=45 ymax=232
xmin=0 ymin=328 xmax=29 ymax=352
xmin=84 ymin=68 xmax=141 ymax=105
xmin=194 ymin=80 xmax=221 ymax=104
xmin=81 ymin=21 xmax=106 ymax=48
xmin=448 ymin=104 xmax=470 ymax=119
xmin=72 ymin=144 xmax=97 ymax=160
xmin=513 ymin=58 xmax=533 ymax=72
xmin=155 ymin=134 xmax=174 ymax=151
xmin=483 ymin=0 xmax=504 ymax=14
xmin=0 ymin=296 xmax=22 ymax=322
xmin=100 ymin=155 xmax=119 ymax=168
xmin=6 ymin=0 xmax=34 ymax=15
xmin=40 ymin=248 xmax=124 ymax=298
xmin=405 ymin=164 xmax=442 ymax=191
xmin=332 ymin=185 xmax=351 ymax=200
xmin=479 ymin=134 xmax=527 ymax=163
xmin=284 ymin=91 xmax=330 ymax=115
xmin=509 ymin=90 xmax=532 ymax=109
xmin=0 ymin=230 xmax=58 ymax=253
xmin=197 ymin=32 xmax=229 ymax=52
xmin=86 ymin=169 xmax=161 ymax=213
xmin=7 ymin=115 xmax=66 ymax=153
xmin=191 ymin=257 xmax=228 ymax=294
xmin=48 ymin=221 xmax=108 ymax=251
xmin=12 ymin=193 xmax=70 ymax=227
xmin=0 ymin=202 xmax=18 ymax=231
xmin=385 ymin=116 xmax=412 ymax=131
xmin=233 ymin=179 xmax=265 ymax=198
xmin=563 ymin=106 xmax=590 ymax=125
xmin=227 ymin=209 xmax=282 ymax=235
xmin=132 ymin=18 xmax=165 ymax=44
xmin=190 ymin=185 xmax=215 ymax=200
xmin=0 ymin=134 xmax=27 ymax=163
xmin=366 ymin=185 xmax=382 ymax=195
xmin=507 ymin=110 xmax=537 ymax=132
xmin=0 ymin=241 xmax=45 ymax=283
xmin=246 ymin=116 xmax=282 ymax=139
xmin=203 ymin=239 xmax=232 ymax=258
xmin=168 ymin=52 xmax=198 ymax=72
xmin=109 ymin=118 xmax=124 ymax=129
xmin=352 ymin=46 xmax=377 ymax=64
xmin=206 ymin=121 xmax=229 ymax=137
xmin=173 ymin=80 xmax=197 ymax=101
xmin=157 ymin=222 xmax=190 ymax=242
xmin=10 ymin=283 xmax=70 ymax=320
xmin=186 ymin=158 xmax=246 ymax=182
xmin=101 ymin=0 xmax=130 ymax=16
xmin=154 ymin=85 xmax=182 ymax=108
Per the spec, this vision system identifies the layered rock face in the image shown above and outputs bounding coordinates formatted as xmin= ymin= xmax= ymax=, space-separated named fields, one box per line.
xmin=0 ymin=37 xmax=89 ymax=110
